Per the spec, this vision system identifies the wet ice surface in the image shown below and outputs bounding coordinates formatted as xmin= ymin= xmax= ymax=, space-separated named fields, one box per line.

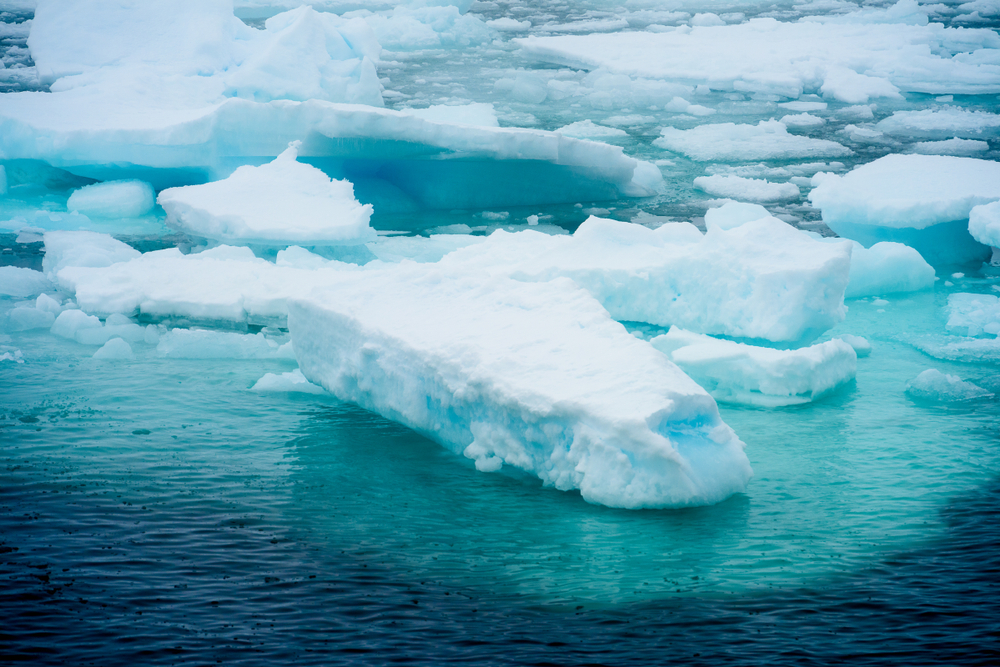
xmin=3 ymin=0 xmax=1000 ymax=663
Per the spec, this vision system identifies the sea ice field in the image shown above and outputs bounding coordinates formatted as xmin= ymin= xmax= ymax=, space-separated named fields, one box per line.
xmin=2 ymin=0 xmax=1000 ymax=664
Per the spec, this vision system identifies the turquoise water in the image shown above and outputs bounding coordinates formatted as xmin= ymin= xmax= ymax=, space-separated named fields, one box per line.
xmin=5 ymin=277 xmax=999 ymax=612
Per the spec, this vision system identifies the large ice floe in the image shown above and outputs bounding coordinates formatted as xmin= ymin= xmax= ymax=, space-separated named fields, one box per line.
xmin=287 ymin=263 xmax=753 ymax=509
xmin=516 ymin=1 xmax=1000 ymax=101
xmin=809 ymin=154 xmax=1000 ymax=265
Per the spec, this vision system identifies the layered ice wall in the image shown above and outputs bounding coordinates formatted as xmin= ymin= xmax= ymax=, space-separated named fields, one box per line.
xmin=809 ymin=155 xmax=1000 ymax=265
xmin=288 ymin=264 xmax=753 ymax=509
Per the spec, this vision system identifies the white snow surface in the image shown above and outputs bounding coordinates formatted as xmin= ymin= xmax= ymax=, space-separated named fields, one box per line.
xmin=516 ymin=2 xmax=1000 ymax=101
xmin=810 ymin=155 xmax=1000 ymax=230
xmin=655 ymin=121 xmax=851 ymax=162
xmin=969 ymin=201 xmax=1000 ymax=248
xmin=67 ymin=180 xmax=155 ymax=218
xmin=650 ymin=327 xmax=857 ymax=407
xmin=876 ymin=108 xmax=1000 ymax=139
xmin=910 ymin=138 xmax=990 ymax=156
xmin=288 ymin=263 xmax=752 ymax=509
xmin=905 ymin=369 xmax=993 ymax=402
xmin=158 ymin=143 xmax=375 ymax=246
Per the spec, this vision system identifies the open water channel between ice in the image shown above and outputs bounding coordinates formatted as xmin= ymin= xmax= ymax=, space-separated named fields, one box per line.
xmin=2 ymin=0 xmax=1000 ymax=663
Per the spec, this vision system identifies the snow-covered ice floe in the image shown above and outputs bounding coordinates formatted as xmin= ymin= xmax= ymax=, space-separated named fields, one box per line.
xmin=158 ymin=142 xmax=375 ymax=246
xmin=946 ymin=293 xmax=1000 ymax=337
xmin=656 ymin=121 xmax=851 ymax=162
xmin=809 ymin=154 xmax=1000 ymax=265
xmin=287 ymin=264 xmax=752 ymax=509
xmin=51 ymin=215 xmax=854 ymax=344
xmin=650 ymin=327 xmax=857 ymax=407
xmin=516 ymin=1 xmax=1000 ymax=102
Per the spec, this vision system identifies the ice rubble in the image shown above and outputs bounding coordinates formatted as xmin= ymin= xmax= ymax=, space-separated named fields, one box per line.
xmin=946 ymin=293 xmax=1000 ymax=337
xmin=52 ymin=215 xmax=853 ymax=343
xmin=288 ymin=263 xmax=753 ymax=509
xmin=67 ymin=180 xmax=155 ymax=219
xmin=516 ymin=1 xmax=1000 ymax=101
xmin=649 ymin=327 xmax=857 ymax=407
xmin=655 ymin=121 xmax=851 ymax=162
xmin=158 ymin=143 xmax=375 ymax=246
xmin=809 ymin=154 xmax=1000 ymax=265
xmin=905 ymin=369 xmax=993 ymax=403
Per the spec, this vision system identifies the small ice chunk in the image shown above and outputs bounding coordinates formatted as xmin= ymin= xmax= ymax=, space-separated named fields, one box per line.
xmin=905 ymin=369 xmax=993 ymax=402
xmin=656 ymin=120 xmax=851 ymax=162
xmin=50 ymin=309 xmax=102 ymax=340
xmin=693 ymin=175 xmax=800 ymax=203
xmin=67 ymin=180 xmax=155 ymax=218
xmin=913 ymin=336 xmax=1000 ymax=364
xmin=92 ymin=337 xmax=134 ymax=360
xmin=0 ymin=267 xmax=53 ymax=298
xmin=650 ymin=327 xmax=857 ymax=407
xmin=690 ymin=13 xmax=726 ymax=27
xmin=1 ymin=347 xmax=24 ymax=363
xmin=251 ymin=368 xmax=326 ymax=394
xmin=6 ymin=308 xmax=56 ymax=331
xmin=704 ymin=201 xmax=771 ymax=231
xmin=781 ymin=113 xmax=826 ymax=128
xmin=554 ymin=120 xmax=628 ymax=140
xmin=845 ymin=241 xmax=936 ymax=298
xmin=156 ymin=329 xmax=294 ymax=359
xmin=969 ymin=201 xmax=1000 ymax=248
xmin=158 ymin=142 xmax=375 ymax=246
xmin=911 ymin=137 xmax=990 ymax=156
xmin=836 ymin=334 xmax=872 ymax=357
xmin=779 ymin=101 xmax=828 ymax=112
xmin=35 ymin=294 xmax=63 ymax=315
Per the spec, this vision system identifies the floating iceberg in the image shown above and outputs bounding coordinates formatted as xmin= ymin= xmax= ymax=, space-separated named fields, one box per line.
xmin=905 ymin=369 xmax=993 ymax=403
xmin=288 ymin=264 xmax=752 ymax=509
xmin=516 ymin=2 xmax=1000 ymax=101
xmin=656 ymin=121 xmax=851 ymax=162
xmin=650 ymin=327 xmax=857 ymax=407
xmin=809 ymin=154 xmax=1000 ymax=265
xmin=158 ymin=142 xmax=375 ymax=246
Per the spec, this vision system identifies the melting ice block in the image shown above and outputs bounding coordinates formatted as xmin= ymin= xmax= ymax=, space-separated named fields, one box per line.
xmin=158 ymin=143 xmax=375 ymax=246
xmin=288 ymin=265 xmax=752 ymax=509
xmin=656 ymin=121 xmax=851 ymax=162
xmin=905 ymin=369 xmax=993 ymax=403
xmin=516 ymin=3 xmax=1000 ymax=101
xmin=650 ymin=327 xmax=857 ymax=407
xmin=67 ymin=180 xmax=155 ymax=218
xmin=809 ymin=154 xmax=1000 ymax=265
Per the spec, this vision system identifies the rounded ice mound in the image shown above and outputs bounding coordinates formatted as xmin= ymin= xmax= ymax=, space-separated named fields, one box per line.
xmin=157 ymin=142 xmax=376 ymax=246
xmin=969 ymin=201 xmax=1000 ymax=250
xmin=67 ymin=180 xmax=156 ymax=218
xmin=905 ymin=369 xmax=993 ymax=403
xmin=93 ymin=337 xmax=134 ymax=360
